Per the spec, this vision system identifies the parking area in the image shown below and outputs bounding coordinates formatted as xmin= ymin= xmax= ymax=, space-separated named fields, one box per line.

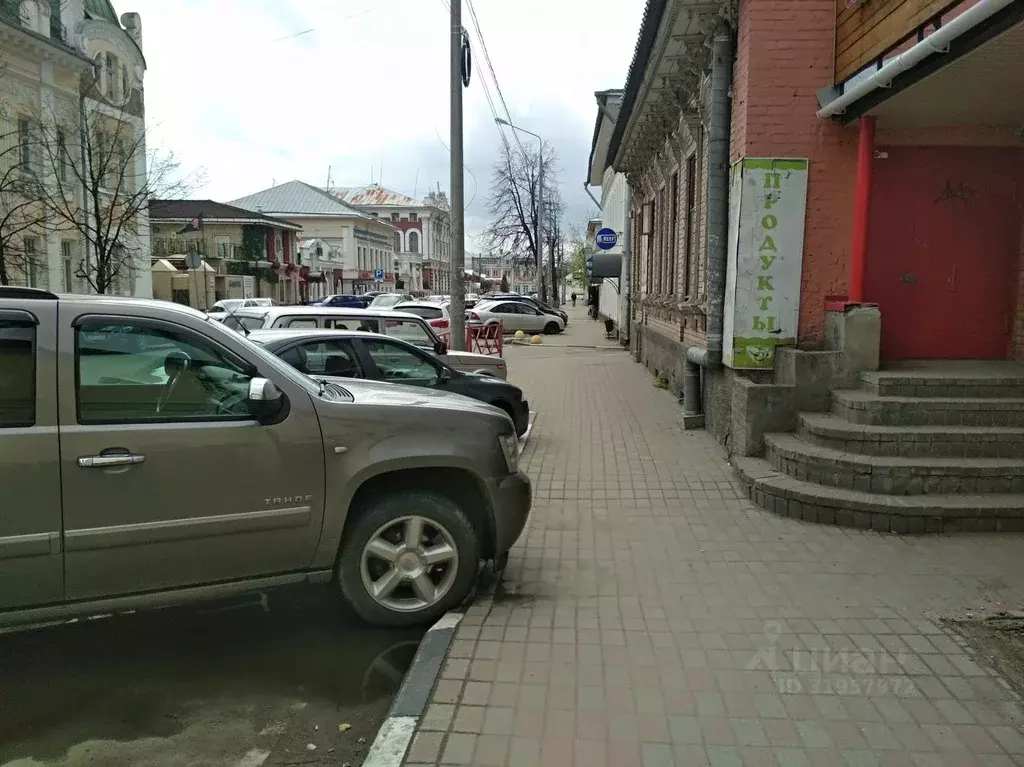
xmin=0 ymin=588 xmax=423 ymax=767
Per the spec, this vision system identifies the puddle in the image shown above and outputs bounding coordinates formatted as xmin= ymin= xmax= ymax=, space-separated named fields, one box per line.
xmin=0 ymin=587 xmax=423 ymax=766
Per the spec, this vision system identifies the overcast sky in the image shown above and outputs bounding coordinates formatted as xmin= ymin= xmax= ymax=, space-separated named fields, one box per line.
xmin=130 ymin=0 xmax=645 ymax=248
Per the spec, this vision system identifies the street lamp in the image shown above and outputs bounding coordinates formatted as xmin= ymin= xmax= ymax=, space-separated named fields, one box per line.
xmin=495 ymin=118 xmax=545 ymax=301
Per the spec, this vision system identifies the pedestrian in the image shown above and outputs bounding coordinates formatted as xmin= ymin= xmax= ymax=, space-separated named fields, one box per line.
xmin=571 ymin=292 xmax=577 ymax=307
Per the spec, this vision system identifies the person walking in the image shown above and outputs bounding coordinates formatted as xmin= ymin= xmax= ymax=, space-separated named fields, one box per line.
xmin=571 ymin=292 xmax=577 ymax=307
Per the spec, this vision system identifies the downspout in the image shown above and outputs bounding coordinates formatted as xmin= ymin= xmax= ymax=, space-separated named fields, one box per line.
xmin=683 ymin=22 xmax=732 ymax=423
xmin=622 ymin=185 xmax=632 ymax=343
xmin=583 ymin=182 xmax=601 ymax=208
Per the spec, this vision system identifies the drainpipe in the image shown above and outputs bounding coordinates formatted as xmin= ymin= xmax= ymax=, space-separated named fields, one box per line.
xmin=683 ymin=22 xmax=733 ymax=422
xmin=622 ymin=185 xmax=632 ymax=343
xmin=849 ymin=116 xmax=875 ymax=303
xmin=582 ymin=181 xmax=600 ymax=209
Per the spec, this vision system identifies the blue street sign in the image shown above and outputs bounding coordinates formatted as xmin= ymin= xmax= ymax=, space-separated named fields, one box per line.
xmin=374 ymin=269 xmax=384 ymax=280
xmin=595 ymin=227 xmax=618 ymax=251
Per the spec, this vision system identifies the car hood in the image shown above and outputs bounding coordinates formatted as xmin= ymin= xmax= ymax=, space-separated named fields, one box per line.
xmin=320 ymin=376 xmax=505 ymax=417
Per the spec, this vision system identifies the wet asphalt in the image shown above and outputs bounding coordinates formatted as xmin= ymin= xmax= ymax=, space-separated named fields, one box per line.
xmin=0 ymin=586 xmax=423 ymax=767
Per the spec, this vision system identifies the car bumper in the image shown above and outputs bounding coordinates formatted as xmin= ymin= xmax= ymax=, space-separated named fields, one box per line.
xmin=487 ymin=470 xmax=532 ymax=556
xmin=511 ymin=398 xmax=529 ymax=436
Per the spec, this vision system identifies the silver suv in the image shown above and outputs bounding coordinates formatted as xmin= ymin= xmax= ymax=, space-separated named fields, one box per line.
xmin=0 ymin=288 xmax=531 ymax=628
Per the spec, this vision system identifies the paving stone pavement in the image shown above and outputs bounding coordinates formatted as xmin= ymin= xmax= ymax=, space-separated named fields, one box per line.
xmin=406 ymin=308 xmax=1024 ymax=766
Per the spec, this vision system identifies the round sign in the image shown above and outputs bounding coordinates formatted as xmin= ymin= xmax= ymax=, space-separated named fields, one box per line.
xmin=184 ymin=252 xmax=202 ymax=270
xmin=595 ymin=227 xmax=618 ymax=251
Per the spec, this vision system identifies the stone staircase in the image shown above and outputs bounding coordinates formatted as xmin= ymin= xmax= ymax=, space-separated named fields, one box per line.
xmin=735 ymin=363 xmax=1024 ymax=533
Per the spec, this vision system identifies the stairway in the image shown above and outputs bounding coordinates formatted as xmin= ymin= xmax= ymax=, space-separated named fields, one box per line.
xmin=734 ymin=364 xmax=1024 ymax=533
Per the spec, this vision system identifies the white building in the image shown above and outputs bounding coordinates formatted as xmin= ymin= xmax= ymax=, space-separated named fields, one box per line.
xmin=230 ymin=181 xmax=401 ymax=297
xmin=329 ymin=184 xmax=452 ymax=295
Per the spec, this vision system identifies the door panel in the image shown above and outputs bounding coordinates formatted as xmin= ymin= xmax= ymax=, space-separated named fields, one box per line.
xmin=58 ymin=315 xmax=326 ymax=600
xmin=866 ymin=147 xmax=1021 ymax=359
xmin=0 ymin=306 xmax=63 ymax=610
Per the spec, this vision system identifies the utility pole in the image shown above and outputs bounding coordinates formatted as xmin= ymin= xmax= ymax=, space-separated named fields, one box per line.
xmin=536 ymin=149 xmax=544 ymax=303
xmin=448 ymin=0 xmax=466 ymax=350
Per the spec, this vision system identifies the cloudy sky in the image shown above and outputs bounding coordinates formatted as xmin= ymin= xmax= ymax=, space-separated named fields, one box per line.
xmin=129 ymin=0 xmax=645 ymax=248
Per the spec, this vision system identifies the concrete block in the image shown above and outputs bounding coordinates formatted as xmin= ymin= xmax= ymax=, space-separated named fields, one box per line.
xmin=825 ymin=304 xmax=881 ymax=382
xmin=730 ymin=376 xmax=798 ymax=458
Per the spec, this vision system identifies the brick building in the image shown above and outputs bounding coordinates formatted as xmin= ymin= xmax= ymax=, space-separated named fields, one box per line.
xmin=595 ymin=0 xmax=1024 ymax=529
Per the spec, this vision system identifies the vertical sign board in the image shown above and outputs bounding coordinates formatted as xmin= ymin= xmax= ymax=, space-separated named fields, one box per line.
xmin=722 ymin=158 xmax=809 ymax=369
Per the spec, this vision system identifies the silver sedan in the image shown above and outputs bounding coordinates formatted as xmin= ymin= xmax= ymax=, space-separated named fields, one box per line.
xmin=469 ymin=300 xmax=565 ymax=334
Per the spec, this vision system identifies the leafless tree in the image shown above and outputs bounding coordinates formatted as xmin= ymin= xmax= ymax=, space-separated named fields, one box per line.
xmin=481 ymin=142 xmax=562 ymax=302
xmin=0 ymin=65 xmax=52 ymax=286
xmin=32 ymin=89 xmax=200 ymax=294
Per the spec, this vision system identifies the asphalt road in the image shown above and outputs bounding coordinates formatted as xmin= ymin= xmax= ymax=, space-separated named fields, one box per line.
xmin=0 ymin=587 xmax=423 ymax=767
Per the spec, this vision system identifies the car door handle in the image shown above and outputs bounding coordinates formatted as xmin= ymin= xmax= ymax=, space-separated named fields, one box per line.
xmin=78 ymin=453 xmax=146 ymax=468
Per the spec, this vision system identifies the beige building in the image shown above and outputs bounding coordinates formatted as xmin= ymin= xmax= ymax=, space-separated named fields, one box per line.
xmin=230 ymin=181 xmax=401 ymax=297
xmin=0 ymin=0 xmax=152 ymax=296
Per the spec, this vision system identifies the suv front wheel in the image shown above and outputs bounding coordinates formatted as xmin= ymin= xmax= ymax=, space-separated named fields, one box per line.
xmin=338 ymin=490 xmax=480 ymax=626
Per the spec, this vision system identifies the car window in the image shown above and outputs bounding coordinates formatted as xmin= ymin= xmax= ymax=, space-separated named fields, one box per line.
xmin=285 ymin=318 xmax=318 ymax=328
xmin=221 ymin=315 xmax=265 ymax=332
xmin=364 ymin=338 xmax=439 ymax=384
xmin=381 ymin=318 xmax=433 ymax=346
xmin=396 ymin=305 xmax=443 ymax=320
xmin=279 ymin=340 xmax=362 ymax=378
xmin=0 ymin=319 xmax=35 ymax=428
xmin=76 ymin=322 xmax=254 ymax=424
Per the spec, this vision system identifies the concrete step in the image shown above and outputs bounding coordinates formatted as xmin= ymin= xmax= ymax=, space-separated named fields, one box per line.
xmin=734 ymin=457 xmax=1024 ymax=534
xmin=833 ymin=389 xmax=1024 ymax=427
xmin=798 ymin=413 xmax=1024 ymax=459
xmin=765 ymin=433 xmax=1024 ymax=495
xmin=860 ymin=365 xmax=1024 ymax=399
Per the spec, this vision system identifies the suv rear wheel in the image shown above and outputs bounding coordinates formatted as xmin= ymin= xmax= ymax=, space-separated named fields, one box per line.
xmin=338 ymin=490 xmax=480 ymax=626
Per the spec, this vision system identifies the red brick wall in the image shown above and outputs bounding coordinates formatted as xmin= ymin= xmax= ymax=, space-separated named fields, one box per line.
xmin=731 ymin=0 xmax=858 ymax=347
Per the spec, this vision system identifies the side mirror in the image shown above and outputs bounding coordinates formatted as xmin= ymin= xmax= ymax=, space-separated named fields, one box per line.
xmin=434 ymin=341 xmax=448 ymax=355
xmin=247 ymin=377 xmax=287 ymax=424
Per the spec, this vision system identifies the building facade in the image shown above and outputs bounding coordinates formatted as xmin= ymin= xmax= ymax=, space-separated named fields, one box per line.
xmin=329 ymin=183 xmax=452 ymax=295
xmin=148 ymin=199 xmax=303 ymax=305
xmin=229 ymin=181 xmax=401 ymax=297
xmin=600 ymin=0 xmax=1024 ymax=527
xmin=0 ymin=0 xmax=152 ymax=296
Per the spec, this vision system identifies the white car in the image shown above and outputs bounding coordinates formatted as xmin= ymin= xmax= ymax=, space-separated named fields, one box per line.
xmin=394 ymin=301 xmax=453 ymax=334
xmin=470 ymin=299 xmax=565 ymax=334
xmin=369 ymin=293 xmax=413 ymax=309
xmin=206 ymin=298 xmax=277 ymax=321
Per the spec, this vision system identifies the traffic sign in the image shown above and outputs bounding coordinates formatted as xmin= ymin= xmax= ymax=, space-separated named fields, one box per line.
xmin=595 ymin=227 xmax=618 ymax=251
xmin=374 ymin=269 xmax=384 ymax=280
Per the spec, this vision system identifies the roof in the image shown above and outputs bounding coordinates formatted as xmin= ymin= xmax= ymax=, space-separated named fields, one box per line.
xmin=589 ymin=90 xmax=624 ymax=185
xmin=148 ymin=199 xmax=302 ymax=230
xmin=329 ymin=184 xmax=424 ymax=208
xmin=228 ymin=181 xmax=379 ymax=221
xmin=606 ymin=0 xmax=668 ymax=171
xmin=84 ymin=0 xmax=119 ymax=24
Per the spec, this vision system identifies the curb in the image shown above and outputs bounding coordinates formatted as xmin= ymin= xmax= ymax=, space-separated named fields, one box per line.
xmin=361 ymin=612 xmax=465 ymax=767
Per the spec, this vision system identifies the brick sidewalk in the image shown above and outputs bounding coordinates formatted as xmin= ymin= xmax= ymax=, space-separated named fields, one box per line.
xmin=405 ymin=329 xmax=1024 ymax=766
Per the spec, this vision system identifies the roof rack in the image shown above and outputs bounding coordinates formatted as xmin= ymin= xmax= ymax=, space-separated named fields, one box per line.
xmin=0 ymin=287 xmax=58 ymax=300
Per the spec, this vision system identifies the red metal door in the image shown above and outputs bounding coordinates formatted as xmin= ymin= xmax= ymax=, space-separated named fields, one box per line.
xmin=865 ymin=147 xmax=1021 ymax=360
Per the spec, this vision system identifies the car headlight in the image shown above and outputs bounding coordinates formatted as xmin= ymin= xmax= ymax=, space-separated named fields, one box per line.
xmin=498 ymin=432 xmax=519 ymax=474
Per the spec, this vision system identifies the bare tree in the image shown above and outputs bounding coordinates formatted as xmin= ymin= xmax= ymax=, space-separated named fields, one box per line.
xmin=0 ymin=67 xmax=52 ymax=286
xmin=481 ymin=142 xmax=562 ymax=301
xmin=32 ymin=87 xmax=200 ymax=294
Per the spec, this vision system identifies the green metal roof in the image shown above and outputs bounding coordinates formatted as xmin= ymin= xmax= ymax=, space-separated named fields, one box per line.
xmin=84 ymin=0 xmax=118 ymax=24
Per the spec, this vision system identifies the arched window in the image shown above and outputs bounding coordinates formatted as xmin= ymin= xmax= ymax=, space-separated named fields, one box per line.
xmin=394 ymin=231 xmax=402 ymax=252
xmin=408 ymin=230 xmax=419 ymax=254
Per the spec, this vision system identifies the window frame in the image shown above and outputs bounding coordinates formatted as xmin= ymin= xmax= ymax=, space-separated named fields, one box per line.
xmin=71 ymin=314 xmax=259 ymax=426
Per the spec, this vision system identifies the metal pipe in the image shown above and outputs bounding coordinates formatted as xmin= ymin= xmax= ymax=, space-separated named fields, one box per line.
xmin=448 ymin=0 xmax=466 ymax=349
xmin=816 ymin=0 xmax=1015 ymax=119
xmin=621 ymin=185 xmax=632 ymax=343
xmin=683 ymin=345 xmax=707 ymax=417
xmin=703 ymin=22 xmax=733 ymax=363
xmin=849 ymin=116 xmax=875 ymax=303
xmin=582 ymin=181 xmax=601 ymax=209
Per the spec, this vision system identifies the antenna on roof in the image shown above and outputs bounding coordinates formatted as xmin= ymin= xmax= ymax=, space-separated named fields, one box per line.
xmin=326 ymin=165 xmax=332 ymax=190
xmin=413 ymin=168 xmax=419 ymax=199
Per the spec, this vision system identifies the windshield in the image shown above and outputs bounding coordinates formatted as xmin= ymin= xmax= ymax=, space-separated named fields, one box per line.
xmin=370 ymin=294 xmax=405 ymax=308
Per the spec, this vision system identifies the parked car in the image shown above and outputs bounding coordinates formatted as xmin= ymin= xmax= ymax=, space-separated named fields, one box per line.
xmin=250 ymin=329 xmax=530 ymax=436
xmin=369 ymin=293 xmax=414 ymax=310
xmin=309 ymin=294 xmax=369 ymax=309
xmin=218 ymin=306 xmax=508 ymax=378
xmin=484 ymin=293 xmax=568 ymax=325
xmin=207 ymin=298 xmax=277 ymax=321
xmin=470 ymin=299 xmax=566 ymax=335
xmin=0 ymin=286 xmax=531 ymax=628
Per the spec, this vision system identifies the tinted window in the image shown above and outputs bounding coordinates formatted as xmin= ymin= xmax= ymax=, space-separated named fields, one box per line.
xmin=364 ymin=339 xmax=439 ymax=384
xmin=76 ymin=323 xmax=253 ymax=423
xmin=279 ymin=341 xmax=361 ymax=378
xmin=0 ymin=320 xmax=35 ymax=427
xmin=381 ymin=319 xmax=433 ymax=346
xmin=396 ymin=305 xmax=443 ymax=320
xmin=221 ymin=315 xmax=265 ymax=332
xmin=285 ymin=318 xmax=318 ymax=328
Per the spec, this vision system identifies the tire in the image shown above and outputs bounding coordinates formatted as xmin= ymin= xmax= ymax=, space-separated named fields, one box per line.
xmin=544 ymin=321 xmax=560 ymax=335
xmin=337 ymin=490 xmax=480 ymax=627
xmin=494 ymin=401 xmax=526 ymax=436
